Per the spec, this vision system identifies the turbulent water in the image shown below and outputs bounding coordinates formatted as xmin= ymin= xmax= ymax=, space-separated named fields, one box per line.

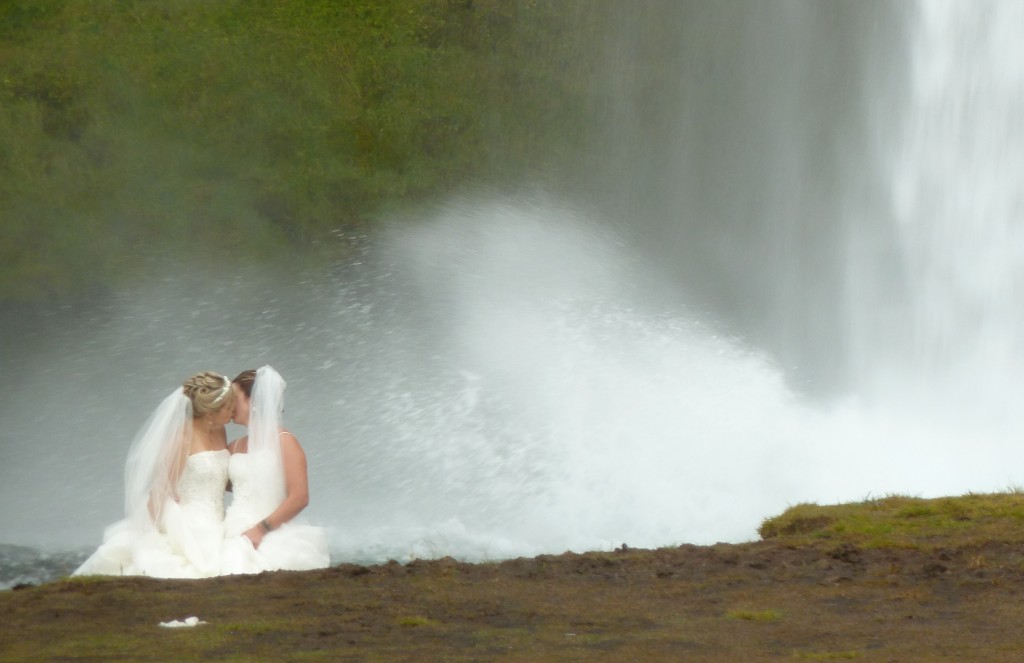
xmin=3 ymin=1 xmax=1024 ymax=587
xmin=0 ymin=545 xmax=84 ymax=591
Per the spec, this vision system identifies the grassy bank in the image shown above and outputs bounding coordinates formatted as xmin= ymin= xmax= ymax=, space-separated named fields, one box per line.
xmin=760 ymin=490 xmax=1024 ymax=549
xmin=4 ymin=492 xmax=1024 ymax=661
xmin=0 ymin=0 xmax=609 ymax=299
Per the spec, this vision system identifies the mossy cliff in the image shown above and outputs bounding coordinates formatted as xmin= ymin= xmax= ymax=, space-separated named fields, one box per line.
xmin=0 ymin=0 xmax=609 ymax=299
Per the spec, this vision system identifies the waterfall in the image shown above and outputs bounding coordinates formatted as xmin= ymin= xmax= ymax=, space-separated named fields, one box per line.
xmin=2 ymin=3 xmax=1023 ymax=567
xmin=853 ymin=0 xmax=1024 ymax=420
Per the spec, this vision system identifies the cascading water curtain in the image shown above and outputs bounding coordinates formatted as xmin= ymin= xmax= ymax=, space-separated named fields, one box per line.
xmin=860 ymin=0 xmax=1024 ymax=423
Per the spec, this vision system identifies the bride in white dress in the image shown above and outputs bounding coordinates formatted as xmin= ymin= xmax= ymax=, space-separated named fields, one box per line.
xmin=73 ymin=372 xmax=234 ymax=578
xmin=221 ymin=366 xmax=330 ymax=574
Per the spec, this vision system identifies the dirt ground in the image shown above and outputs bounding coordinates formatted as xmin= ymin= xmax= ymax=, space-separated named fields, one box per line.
xmin=3 ymin=538 xmax=1024 ymax=661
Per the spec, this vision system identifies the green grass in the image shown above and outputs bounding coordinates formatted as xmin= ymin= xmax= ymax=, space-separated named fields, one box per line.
xmin=759 ymin=491 xmax=1024 ymax=548
xmin=725 ymin=609 xmax=782 ymax=622
xmin=396 ymin=614 xmax=440 ymax=627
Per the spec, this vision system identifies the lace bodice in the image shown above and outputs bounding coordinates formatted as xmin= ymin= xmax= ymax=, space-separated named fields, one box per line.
xmin=177 ymin=449 xmax=229 ymax=518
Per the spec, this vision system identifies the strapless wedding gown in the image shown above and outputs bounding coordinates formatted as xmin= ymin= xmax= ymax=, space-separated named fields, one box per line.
xmin=74 ymin=449 xmax=229 ymax=578
xmin=221 ymin=451 xmax=330 ymax=574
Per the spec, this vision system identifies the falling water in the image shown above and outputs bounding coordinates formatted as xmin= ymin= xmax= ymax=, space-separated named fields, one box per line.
xmin=855 ymin=0 xmax=1024 ymax=414
xmin=2 ymin=2 xmax=1024 ymax=584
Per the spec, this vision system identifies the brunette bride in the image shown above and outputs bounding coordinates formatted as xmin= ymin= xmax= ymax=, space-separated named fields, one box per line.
xmin=221 ymin=365 xmax=330 ymax=573
xmin=74 ymin=372 xmax=234 ymax=578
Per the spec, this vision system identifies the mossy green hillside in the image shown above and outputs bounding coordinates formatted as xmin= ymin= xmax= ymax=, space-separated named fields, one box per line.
xmin=0 ymin=0 xmax=609 ymax=299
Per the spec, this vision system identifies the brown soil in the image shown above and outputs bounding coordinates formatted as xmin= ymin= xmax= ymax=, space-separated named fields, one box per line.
xmin=3 ymin=539 xmax=1024 ymax=661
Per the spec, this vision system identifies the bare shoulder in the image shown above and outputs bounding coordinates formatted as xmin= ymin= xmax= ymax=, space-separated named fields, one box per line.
xmin=279 ymin=430 xmax=307 ymax=468
xmin=280 ymin=429 xmax=303 ymax=450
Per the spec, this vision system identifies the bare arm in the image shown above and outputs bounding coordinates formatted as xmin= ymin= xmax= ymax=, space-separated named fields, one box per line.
xmin=243 ymin=432 xmax=311 ymax=548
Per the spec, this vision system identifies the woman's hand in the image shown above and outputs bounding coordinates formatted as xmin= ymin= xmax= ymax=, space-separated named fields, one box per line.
xmin=242 ymin=525 xmax=266 ymax=549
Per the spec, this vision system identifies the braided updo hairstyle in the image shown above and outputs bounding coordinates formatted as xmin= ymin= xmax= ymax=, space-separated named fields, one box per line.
xmin=182 ymin=371 xmax=235 ymax=417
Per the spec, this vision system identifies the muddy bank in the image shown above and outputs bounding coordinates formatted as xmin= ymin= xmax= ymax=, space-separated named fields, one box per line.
xmin=3 ymin=538 xmax=1023 ymax=661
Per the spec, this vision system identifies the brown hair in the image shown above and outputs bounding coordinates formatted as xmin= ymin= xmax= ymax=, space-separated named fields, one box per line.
xmin=232 ymin=369 xmax=257 ymax=398
xmin=182 ymin=371 xmax=235 ymax=417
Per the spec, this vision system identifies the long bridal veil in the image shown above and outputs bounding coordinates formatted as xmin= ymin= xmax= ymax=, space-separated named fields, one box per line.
xmin=248 ymin=366 xmax=287 ymax=505
xmin=123 ymin=389 xmax=192 ymax=530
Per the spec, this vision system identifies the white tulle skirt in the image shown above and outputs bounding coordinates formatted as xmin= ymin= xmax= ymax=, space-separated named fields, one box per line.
xmin=73 ymin=498 xmax=224 ymax=578
xmin=220 ymin=503 xmax=330 ymax=575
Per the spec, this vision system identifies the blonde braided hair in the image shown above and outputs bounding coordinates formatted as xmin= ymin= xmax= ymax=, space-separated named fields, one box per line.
xmin=182 ymin=371 xmax=235 ymax=417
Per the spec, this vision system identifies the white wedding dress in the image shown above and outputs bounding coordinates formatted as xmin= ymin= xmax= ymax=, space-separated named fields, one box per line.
xmin=74 ymin=450 xmax=229 ymax=578
xmin=221 ymin=450 xmax=330 ymax=574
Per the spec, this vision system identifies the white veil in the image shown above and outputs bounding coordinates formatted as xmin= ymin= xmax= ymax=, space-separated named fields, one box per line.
xmin=248 ymin=365 xmax=287 ymax=505
xmin=123 ymin=389 xmax=192 ymax=530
